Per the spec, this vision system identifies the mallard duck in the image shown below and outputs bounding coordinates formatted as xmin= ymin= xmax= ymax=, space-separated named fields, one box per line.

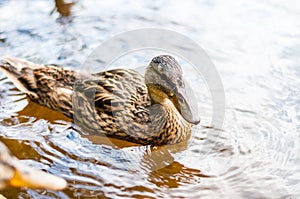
xmin=0 ymin=55 xmax=200 ymax=145
xmin=0 ymin=141 xmax=67 ymax=190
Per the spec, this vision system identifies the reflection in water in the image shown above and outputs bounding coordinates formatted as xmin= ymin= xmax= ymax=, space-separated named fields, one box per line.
xmin=18 ymin=100 xmax=71 ymax=124
xmin=54 ymin=0 xmax=75 ymax=17
xmin=0 ymin=31 xmax=6 ymax=46
xmin=0 ymin=0 xmax=299 ymax=198
xmin=148 ymin=161 xmax=209 ymax=189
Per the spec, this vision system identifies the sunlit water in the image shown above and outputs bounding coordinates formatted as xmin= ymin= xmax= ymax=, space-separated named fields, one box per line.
xmin=0 ymin=0 xmax=299 ymax=198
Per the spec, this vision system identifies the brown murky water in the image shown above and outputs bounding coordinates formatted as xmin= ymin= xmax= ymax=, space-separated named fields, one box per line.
xmin=0 ymin=0 xmax=299 ymax=198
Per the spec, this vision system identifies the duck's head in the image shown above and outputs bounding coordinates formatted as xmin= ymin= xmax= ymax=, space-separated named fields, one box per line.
xmin=145 ymin=55 xmax=200 ymax=125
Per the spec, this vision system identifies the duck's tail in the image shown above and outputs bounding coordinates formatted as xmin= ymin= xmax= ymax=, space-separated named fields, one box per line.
xmin=0 ymin=57 xmax=77 ymax=117
xmin=0 ymin=57 xmax=39 ymax=98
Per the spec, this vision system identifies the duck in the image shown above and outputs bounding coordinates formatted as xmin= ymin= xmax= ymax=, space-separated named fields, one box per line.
xmin=0 ymin=55 xmax=200 ymax=145
xmin=0 ymin=141 xmax=67 ymax=190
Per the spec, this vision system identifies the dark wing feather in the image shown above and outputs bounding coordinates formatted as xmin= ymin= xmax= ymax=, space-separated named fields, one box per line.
xmin=73 ymin=69 xmax=152 ymax=141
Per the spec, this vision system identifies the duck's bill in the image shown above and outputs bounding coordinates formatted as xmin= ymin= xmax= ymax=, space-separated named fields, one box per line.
xmin=174 ymin=87 xmax=200 ymax=125
xmin=9 ymin=158 xmax=67 ymax=190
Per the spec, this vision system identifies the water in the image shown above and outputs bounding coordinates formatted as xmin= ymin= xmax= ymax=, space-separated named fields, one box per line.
xmin=0 ymin=0 xmax=299 ymax=198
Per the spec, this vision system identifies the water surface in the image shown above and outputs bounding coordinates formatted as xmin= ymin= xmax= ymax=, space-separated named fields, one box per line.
xmin=0 ymin=0 xmax=299 ymax=198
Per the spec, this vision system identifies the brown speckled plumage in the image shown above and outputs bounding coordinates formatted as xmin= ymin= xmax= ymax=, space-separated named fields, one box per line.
xmin=0 ymin=55 xmax=200 ymax=145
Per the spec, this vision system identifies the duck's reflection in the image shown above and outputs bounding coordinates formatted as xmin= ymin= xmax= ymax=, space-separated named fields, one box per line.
xmin=18 ymin=100 xmax=71 ymax=123
xmin=148 ymin=161 xmax=209 ymax=188
xmin=54 ymin=0 xmax=75 ymax=17
xmin=140 ymin=144 xmax=210 ymax=188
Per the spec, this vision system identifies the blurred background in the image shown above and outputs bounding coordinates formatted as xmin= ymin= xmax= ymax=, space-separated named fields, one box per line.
xmin=0 ymin=0 xmax=299 ymax=198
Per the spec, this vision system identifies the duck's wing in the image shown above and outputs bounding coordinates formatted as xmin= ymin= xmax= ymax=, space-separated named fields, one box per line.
xmin=0 ymin=57 xmax=76 ymax=117
xmin=0 ymin=141 xmax=67 ymax=190
xmin=72 ymin=69 xmax=152 ymax=142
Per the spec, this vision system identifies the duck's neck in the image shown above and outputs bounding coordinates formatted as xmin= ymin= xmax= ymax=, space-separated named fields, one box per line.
xmin=146 ymin=88 xmax=192 ymax=145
